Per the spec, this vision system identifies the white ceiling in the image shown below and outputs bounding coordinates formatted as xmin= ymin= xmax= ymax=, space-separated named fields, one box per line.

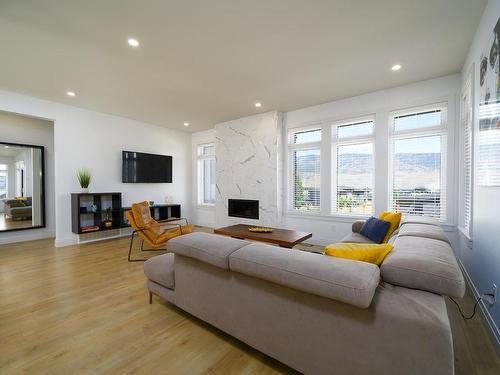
xmin=0 ymin=0 xmax=486 ymax=132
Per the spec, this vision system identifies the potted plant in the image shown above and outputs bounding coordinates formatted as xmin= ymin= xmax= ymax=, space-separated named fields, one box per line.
xmin=77 ymin=169 xmax=91 ymax=193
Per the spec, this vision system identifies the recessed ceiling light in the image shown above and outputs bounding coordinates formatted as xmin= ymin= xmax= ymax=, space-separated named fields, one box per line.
xmin=66 ymin=91 xmax=76 ymax=97
xmin=391 ymin=64 xmax=402 ymax=71
xmin=183 ymin=122 xmax=189 ymax=127
xmin=127 ymin=38 xmax=140 ymax=47
xmin=255 ymin=102 xmax=262 ymax=108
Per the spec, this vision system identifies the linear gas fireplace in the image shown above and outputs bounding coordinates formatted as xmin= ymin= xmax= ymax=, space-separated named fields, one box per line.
xmin=228 ymin=199 xmax=259 ymax=220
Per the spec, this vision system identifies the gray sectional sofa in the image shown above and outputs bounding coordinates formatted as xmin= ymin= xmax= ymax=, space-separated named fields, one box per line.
xmin=144 ymin=216 xmax=465 ymax=375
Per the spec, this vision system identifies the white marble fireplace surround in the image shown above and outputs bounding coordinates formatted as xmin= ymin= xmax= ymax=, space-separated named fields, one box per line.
xmin=215 ymin=111 xmax=282 ymax=227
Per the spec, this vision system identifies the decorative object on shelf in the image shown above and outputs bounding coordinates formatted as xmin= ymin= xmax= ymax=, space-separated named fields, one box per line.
xmin=91 ymin=204 xmax=98 ymax=213
xmin=79 ymin=206 xmax=87 ymax=213
xmin=77 ymin=169 xmax=91 ymax=193
xmin=103 ymin=208 xmax=113 ymax=228
xmin=165 ymin=195 xmax=173 ymax=204
xmin=80 ymin=225 xmax=100 ymax=233
xmin=248 ymin=227 xmax=273 ymax=233
xmin=149 ymin=200 xmax=155 ymax=206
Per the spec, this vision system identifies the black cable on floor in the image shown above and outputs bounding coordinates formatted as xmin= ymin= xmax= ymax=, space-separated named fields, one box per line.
xmin=449 ymin=296 xmax=481 ymax=320
xmin=448 ymin=293 xmax=494 ymax=320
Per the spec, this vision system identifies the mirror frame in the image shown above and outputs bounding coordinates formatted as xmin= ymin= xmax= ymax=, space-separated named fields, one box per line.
xmin=0 ymin=141 xmax=45 ymax=233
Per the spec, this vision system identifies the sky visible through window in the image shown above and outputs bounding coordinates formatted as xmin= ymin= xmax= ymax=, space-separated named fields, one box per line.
xmin=293 ymin=129 xmax=321 ymax=144
xmin=394 ymin=111 xmax=441 ymax=132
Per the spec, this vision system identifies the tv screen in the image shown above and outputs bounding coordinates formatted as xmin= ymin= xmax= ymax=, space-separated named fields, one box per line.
xmin=122 ymin=151 xmax=172 ymax=183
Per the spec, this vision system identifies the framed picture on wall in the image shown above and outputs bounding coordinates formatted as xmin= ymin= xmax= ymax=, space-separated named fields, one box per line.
xmin=478 ymin=17 xmax=500 ymax=186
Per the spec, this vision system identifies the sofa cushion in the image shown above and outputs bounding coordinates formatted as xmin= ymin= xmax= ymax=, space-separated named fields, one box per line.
xmin=398 ymin=223 xmax=450 ymax=244
xmin=379 ymin=211 xmax=402 ymax=243
xmin=340 ymin=232 xmax=375 ymax=244
xmin=360 ymin=217 xmax=391 ymax=244
xmin=401 ymin=215 xmax=440 ymax=226
xmin=230 ymin=243 xmax=380 ymax=308
xmin=144 ymin=253 xmax=175 ymax=289
xmin=168 ymin=232 xmax=249 ymax=269
xmin=381 ymin=236 xmax=465 ymax=297
xmin=324 ymin=242 xmax=393 ymax=266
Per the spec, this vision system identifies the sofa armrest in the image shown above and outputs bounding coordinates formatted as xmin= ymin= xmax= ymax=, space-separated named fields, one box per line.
xmin=352 ymin=220 xmax=365 ymax=233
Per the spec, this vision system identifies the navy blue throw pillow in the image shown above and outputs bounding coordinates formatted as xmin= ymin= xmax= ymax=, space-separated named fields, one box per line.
xmin=360 ymin=217 xmax=391 ymax=244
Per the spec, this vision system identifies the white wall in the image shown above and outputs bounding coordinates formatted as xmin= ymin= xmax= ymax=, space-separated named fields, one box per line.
xmin=283 ymin=75 xmax=460 ymax=245
xmin=456 ymin=0 xmax=500 ymax=348
xmin=0 ymin=110 xmax=55 ymax=243
xmin=215 ymin=111 xmax=282 ymax=227
xmin=191 ymin=129 xmax=216 ymax=227
xmin=0 ymin=90 xmax=191 ymax=246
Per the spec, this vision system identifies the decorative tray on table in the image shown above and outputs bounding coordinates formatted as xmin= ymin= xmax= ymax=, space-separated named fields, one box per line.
xmin=248 ymin=227 xmax=273 ymax=233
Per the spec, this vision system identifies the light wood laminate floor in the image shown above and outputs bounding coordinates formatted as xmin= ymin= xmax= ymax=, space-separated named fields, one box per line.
xmin=0 ymin=231 xmax=499 ymax=374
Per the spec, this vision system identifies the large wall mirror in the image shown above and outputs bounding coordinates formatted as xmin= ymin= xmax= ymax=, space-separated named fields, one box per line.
xmin=0 ymin=142 xmax=45 ymax=232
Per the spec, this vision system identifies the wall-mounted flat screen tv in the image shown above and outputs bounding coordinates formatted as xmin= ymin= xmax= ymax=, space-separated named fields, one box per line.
xmin=122 ymin=151 xmax=172 ymax=183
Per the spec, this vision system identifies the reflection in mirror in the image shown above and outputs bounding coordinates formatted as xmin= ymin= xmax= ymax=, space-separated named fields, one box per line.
xmin=0 ymin=142 xmax=45 ymax=231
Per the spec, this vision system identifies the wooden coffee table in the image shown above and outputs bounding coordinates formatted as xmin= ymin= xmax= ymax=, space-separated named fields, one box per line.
xmin=214 ymin=224 xmax=312 ymax=248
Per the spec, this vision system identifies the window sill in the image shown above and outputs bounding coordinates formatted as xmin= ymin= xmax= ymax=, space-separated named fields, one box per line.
xmin=457 ymin=226 xmax=473 ymax=243
xmin=284 ymin=211 xmax=369 ymax=223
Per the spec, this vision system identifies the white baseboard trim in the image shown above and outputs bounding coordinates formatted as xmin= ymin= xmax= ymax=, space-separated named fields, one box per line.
xmin=0 ymin=231 xmax=55 ymax=245
xmin=55 ymin=228 xmax=132 ymax=247
xmin=457 ymin=258 xmax=500 ymax=352
xmin=54 ymin=236 xmax=77 ymax=247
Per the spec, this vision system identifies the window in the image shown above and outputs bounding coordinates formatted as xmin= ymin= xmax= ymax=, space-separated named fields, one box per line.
xmin=389 ymin=105 xmax=447 ymax=221
xmin=0 ymin=164 xmax=7 ymax=199
xmin=332 ymin=118 xmax=374 ymax=215
xmin=460 ymin=74 xmax=473 ymax=236
xmin=197 ymin=144 xmax=216 ymax=205
xmin=288 ymin=128 xmax=321 ymax=211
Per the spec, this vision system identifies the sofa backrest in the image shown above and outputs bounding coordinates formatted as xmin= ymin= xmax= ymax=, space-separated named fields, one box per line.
xmin=380 ymin=220 xmax=465 ymax=298
xmin=169 ymin=232 xmax=381 ymax=308
xmin=230 ymin=243 xmax=380 ymax=308
xmin=168 ymin=232 xmax=249 ymax=269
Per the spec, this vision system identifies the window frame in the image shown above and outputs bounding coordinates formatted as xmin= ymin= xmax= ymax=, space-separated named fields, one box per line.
xmin=196 ymin=143 xmax=216 ymax=207
xmin=331 ymin=116 xmax=375 ymax=216
xmin=458 ymin=69 xmax=474 ymax=240
xmin=388 ymin=102 xmax=448 ymax=222
xmin=287 ymin=125 xmax=322 ymax=214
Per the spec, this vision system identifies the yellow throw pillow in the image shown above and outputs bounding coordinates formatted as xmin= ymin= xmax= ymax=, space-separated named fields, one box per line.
xmin=379 ymin=211 xmax=402 ymax=243
xmin=324 ymin=242 xmax=393 ymax=266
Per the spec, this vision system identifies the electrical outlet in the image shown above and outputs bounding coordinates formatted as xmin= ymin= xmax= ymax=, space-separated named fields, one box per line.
xmin=485 ymin=284 xmax=497 ymax=305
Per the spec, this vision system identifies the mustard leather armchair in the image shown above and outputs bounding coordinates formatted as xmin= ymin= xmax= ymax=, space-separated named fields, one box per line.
xmin=127 ymin=201 xmax=194 ymax=262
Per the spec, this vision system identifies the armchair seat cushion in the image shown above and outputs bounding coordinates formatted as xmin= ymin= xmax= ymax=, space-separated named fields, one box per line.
xmin=144 ymin=253 xmax=175 ymax=289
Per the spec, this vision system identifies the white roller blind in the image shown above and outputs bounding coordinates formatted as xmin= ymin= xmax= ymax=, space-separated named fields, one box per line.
xmin=461 ymin=77 xmax=473 ymax=234
xmin=390 ymin=106 xmax=447 ymax=221
xmin=478 ymin=101 xmax=500 ymax=186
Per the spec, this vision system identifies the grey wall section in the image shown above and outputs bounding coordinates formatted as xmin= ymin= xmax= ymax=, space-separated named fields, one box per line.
xmin=457 ymin=0 xmax=500 ymax=348
xmin=0 ymin=111 xmax=55 ymax=243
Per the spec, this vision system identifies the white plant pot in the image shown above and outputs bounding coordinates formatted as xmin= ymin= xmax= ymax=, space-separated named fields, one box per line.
xmin=81 ymin=188 xmax=89 ymax=194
